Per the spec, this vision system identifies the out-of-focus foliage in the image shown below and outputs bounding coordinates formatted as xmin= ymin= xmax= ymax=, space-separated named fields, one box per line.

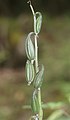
xmin=0 ymin=0 xmax=70 ymax=120
xmin=0 ymin=0 xmax=70 ymax=16
xmin=0 ymin=16 xmax=29 ymax=67
xmin=0 ymin=50 xmax=9 ymax=63
xmin=0 ymin=15 xmax=70 ymax=120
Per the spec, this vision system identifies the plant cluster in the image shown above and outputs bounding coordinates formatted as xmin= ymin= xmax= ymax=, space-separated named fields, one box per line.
xmin=25 ymin=1 xmax=70 ymax=120
xmin=25 ymin=0 xmax=44 ymax=120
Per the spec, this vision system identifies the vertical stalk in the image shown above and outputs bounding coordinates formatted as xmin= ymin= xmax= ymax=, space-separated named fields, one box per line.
xmin=27 ymin=1 xmax=43 ymax=119
xmin=35 ymin=34 xmax=43 ymax=120
xmin=35 ymin=35 xmax=39 ymax=73
xmin=38 ymin=88 xmax=43 ymax=120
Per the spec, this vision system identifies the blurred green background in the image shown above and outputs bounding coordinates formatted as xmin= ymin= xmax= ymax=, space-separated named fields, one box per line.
xmin=0 ymin=0 xmax=70 ymax=120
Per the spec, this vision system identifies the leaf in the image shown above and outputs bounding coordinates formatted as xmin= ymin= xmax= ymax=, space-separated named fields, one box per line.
xmin=42 ymin=102 xmax=65 ymax=109
xmin=34 ymin=64 xmax=44 ymax=88
xmin=47 ymin=110 xmax=64 ymax=120
xmin=25 ymin=32 xmax=35 ymax=60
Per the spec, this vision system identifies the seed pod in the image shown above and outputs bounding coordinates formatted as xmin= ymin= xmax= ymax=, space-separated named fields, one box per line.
xmin=34 ymin=64 xmax=44 ymax=88
xmin=25 ymin=60 xmax=35 ymax=85
xmin=31 ymin=92 xmax=40 ymax=114
xmin=25 ymin=32 xmax=35 ymax=60
xmin=34 ymin=12 xmax=42 ymax=34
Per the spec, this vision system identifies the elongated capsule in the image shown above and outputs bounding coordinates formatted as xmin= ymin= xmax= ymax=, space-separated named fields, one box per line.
xmin=25 ymin=32 xmax=35 ymax=60
xmin=31 ymin=92 xmax=40 ymax=114
xmin=34 ymin=12 xmax=42 ymax=34
xmin=34 ymin=64 xmax=44 ymax=88
xmin=25 ymin=60 xmax=35 ymax=85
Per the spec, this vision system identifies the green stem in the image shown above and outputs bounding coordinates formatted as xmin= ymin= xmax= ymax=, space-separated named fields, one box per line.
xmin=35 ymin=35 xmax=39 ymax=73
xmin=28 ymin=0 xmax=37 ymax=34
xmin=35 ymin=34 xmax=43 ymax=120
xmin=38 ymin=88 xmax=43 ymax=120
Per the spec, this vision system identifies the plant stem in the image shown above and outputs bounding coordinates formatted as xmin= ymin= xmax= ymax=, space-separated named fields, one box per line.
xmin=38 ymin=88 xmax=43 ymax=120
xmin=35 ymin=35 xmax=39 ymax=73
xmin=28 ymin=0 xmax=37 ymax=34
xmin=35 ymin=34 xmax=43 ymax=120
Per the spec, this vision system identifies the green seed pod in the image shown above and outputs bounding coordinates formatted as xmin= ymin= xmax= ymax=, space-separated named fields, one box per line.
xmin=25 ymin=60 xmax=35 ymax=85
xmin=25 ymin=32 xmax=35 ymax=60
xmin=31 ymin=92 xmax=40 ymax=114
xmin=34 ymin=12 xmax=42 ymax=34
xmin=34 ymin=64 xmax=44 ymax=88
